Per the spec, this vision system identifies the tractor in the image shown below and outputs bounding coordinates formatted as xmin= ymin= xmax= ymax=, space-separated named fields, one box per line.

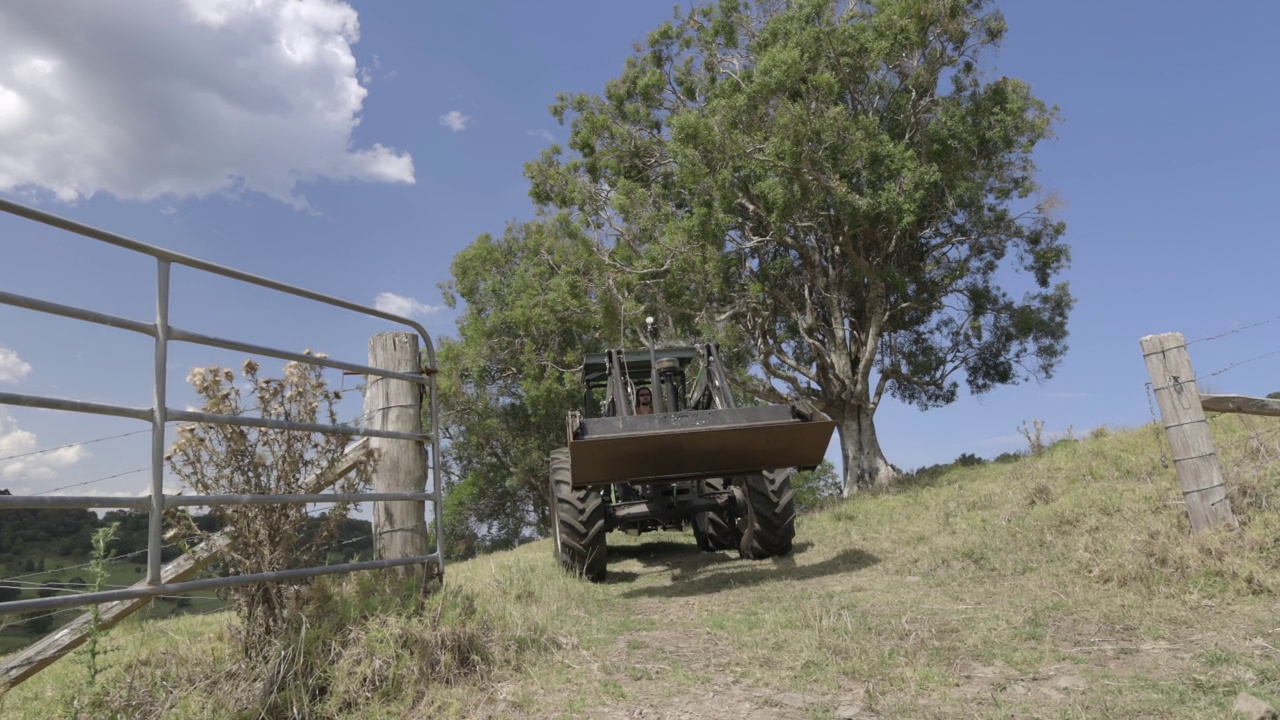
xmin=549 ymin=333 xmax=836 ymax=581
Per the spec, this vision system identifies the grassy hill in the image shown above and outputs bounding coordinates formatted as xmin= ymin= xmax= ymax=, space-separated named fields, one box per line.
xmin=4 ymin=417 xmax=1280 ymax=718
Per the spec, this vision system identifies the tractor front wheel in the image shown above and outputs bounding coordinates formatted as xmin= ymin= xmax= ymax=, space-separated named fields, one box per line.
xmin=550 ymin=448 xmax=607 ymax=582
xmin=736 ymin=469 xmax=796 ymax=560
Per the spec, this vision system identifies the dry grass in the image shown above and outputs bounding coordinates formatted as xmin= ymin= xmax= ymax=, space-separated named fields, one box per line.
xmin=5 ymin=417 xmax=1280 ymax=718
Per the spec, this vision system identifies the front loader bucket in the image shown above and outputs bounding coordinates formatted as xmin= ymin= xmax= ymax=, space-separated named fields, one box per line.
xmin=568 ymin=404 xmax=836 ymax=487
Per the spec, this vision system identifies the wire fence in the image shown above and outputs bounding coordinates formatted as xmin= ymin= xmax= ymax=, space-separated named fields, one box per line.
xmin=1143 ymin=314 xmax=1280 ymax=524
xmin=0 ymin=512 xmax=423 ymax=656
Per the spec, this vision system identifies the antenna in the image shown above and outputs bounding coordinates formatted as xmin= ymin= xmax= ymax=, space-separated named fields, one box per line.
xmin=646 ymin=315 xmax=659 ymax=413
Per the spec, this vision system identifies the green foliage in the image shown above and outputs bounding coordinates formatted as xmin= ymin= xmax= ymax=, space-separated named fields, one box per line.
xmin=524 ymin=0 xmax=1073 ymax=490
xmin=436 ymin=220 xmax=618 ymax=556
xmin=908 ymin=451 xmax=994 ymax=482
xmin=791 ymin=460 xmax=842 ymax=513
xmin=0 ymin=490 xmax=98 ymax=559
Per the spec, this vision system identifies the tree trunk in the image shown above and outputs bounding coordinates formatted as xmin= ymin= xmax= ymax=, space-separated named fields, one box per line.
xmin=837 ymin=404 xmax=894 ymax=496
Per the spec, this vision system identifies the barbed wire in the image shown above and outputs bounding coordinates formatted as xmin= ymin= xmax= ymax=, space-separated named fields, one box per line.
xmin=93 ymin=523 xmax=425 ymax=644
xmin=1148 ymin=348 xmax=1280 ymax=395
xmin=0 ymin=548 xmax=149 ymax=585
xmin=31 ymin=466 xmax=151 ymax=497
xmin=0 ymin=581 xmax=223 ymax=602
xmin=1200 ymin=348 xmax=1280 ymax=383
xmin=343 ymin=402 xmax=420 ymax=429
xmin=0 ymin=606 xmax=84 ymax=629
xmin=0 ymin=521 xmax=429 ymax=653
xmin=0 ymin=429 xmax=152 ymax=464
xmin=1187 ymin=313 xmax=1280 ymax=346
xmin=0 ymin=531 xmax=206 ymax=586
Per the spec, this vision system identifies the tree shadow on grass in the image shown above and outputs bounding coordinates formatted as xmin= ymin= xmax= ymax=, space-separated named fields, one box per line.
xmin=603 ymin=569 xmax=640 ymax=584
xmin=618 ymin=546 xmax=880 ymax=599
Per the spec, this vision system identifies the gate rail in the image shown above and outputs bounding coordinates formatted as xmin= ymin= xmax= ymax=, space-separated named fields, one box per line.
xmin=0 ymin=197 xmax=442 ymax=616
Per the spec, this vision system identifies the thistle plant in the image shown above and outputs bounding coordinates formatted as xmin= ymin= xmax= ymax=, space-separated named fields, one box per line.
xmin=83 ymin=521 xmax=119 ymax=685
xmin=166 ymin=353 xmax=371 ymax=655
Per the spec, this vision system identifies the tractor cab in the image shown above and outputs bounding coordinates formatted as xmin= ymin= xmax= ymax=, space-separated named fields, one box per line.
xmin=580 ymin=347 xmax=698 ymax=419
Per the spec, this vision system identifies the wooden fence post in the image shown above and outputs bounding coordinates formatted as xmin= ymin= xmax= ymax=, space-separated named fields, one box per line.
xmin=365 ymin=332 xmax=429 ymax=574
xmin=1139 ymin=332 xmax=1238 ymax=532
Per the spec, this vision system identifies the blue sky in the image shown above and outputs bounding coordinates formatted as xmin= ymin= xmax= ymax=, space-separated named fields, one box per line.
xmin=2 ymin=0 xmax=1280 ymax=505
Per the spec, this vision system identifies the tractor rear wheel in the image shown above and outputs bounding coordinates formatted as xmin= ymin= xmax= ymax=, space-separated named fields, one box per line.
xmin=550 ymin=448 xmax=607 ymax=582
xmin=736 ymin=469 xmax=796 ymax=560
xmin=692 ymin=478 xmax=738 ymax=552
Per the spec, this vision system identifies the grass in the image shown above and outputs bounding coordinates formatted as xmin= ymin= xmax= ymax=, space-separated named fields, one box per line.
xmin=4 ymin=416 xmax=1280 ymax=718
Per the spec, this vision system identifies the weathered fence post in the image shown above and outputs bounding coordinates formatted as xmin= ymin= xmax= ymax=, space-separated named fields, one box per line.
xmin=1139 ymin=332 xmax=1239 ymax=532
xmin=365 ymin=332 xmax=429 ymax=574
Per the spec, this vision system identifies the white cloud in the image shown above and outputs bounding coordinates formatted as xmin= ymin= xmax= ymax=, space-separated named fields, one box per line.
xmin=528 ymin=129 xmax=554 ymax=142
xmin=0 ymin=347 xmax=32 ymax=383
xmin=439 ymin=110 xmax=470 ymax=132
xmin=0 ymin=0 xmax=414 ymax=208
xmin=359 ymin=53 xmax=396 ymax=85
xmin=0 ymin=413 xmax=88 ymax=483
xmin=0 ymin=416 xmax=35 ymax=457
xmin=374 ymin=292 xmax=441 ymax=318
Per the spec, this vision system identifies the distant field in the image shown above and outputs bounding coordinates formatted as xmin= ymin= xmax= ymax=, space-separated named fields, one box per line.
xmin=0 ymin=556 xmax=225 ymax=655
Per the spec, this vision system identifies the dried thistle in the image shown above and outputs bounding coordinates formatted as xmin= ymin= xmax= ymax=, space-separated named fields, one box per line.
xmin=166 ymin=355 xmax=369 ymax=656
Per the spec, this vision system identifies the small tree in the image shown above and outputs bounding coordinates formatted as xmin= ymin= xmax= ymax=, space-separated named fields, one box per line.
xmin=525 ymin=0 xmax=1073 ymax=494
xmin=792 ymin=460 xmax=842 ymax=513
xmin=166 ymin=355 xmax=371 ymax=655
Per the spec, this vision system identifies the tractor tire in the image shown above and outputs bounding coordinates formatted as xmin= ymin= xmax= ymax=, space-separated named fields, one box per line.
xmin=736 ymin=469 xmax=796 ymax=560
xmin=550 ymin=448 xmax=607 ymax=582
xmin=692 ymin=478 xmax=738 ymax=552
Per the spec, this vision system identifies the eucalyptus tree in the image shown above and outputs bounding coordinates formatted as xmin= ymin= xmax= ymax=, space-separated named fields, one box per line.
xmin=524 ymin=0 xmax=1073 ymax=491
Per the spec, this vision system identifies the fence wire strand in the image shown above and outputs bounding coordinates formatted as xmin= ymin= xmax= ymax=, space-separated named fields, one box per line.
xmin=0 ymin=429 xmax=152 ymax=463
xmin=31 ymin=466 xmax=151 ymax=497
xmin=1188 ymin=313 xmax=1280 ymax=346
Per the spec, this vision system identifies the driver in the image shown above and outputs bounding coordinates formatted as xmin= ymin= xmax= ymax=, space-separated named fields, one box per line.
xmin=635 ymin=386 xmax=654 ymax=415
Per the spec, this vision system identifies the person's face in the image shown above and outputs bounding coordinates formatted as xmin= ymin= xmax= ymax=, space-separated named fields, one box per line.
xmin=637 ymin=390 xmax=651 ymax=408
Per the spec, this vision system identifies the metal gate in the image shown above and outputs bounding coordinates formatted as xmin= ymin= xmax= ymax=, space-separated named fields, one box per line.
xmin=0 ymin=197 xmax=441 ymax=615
